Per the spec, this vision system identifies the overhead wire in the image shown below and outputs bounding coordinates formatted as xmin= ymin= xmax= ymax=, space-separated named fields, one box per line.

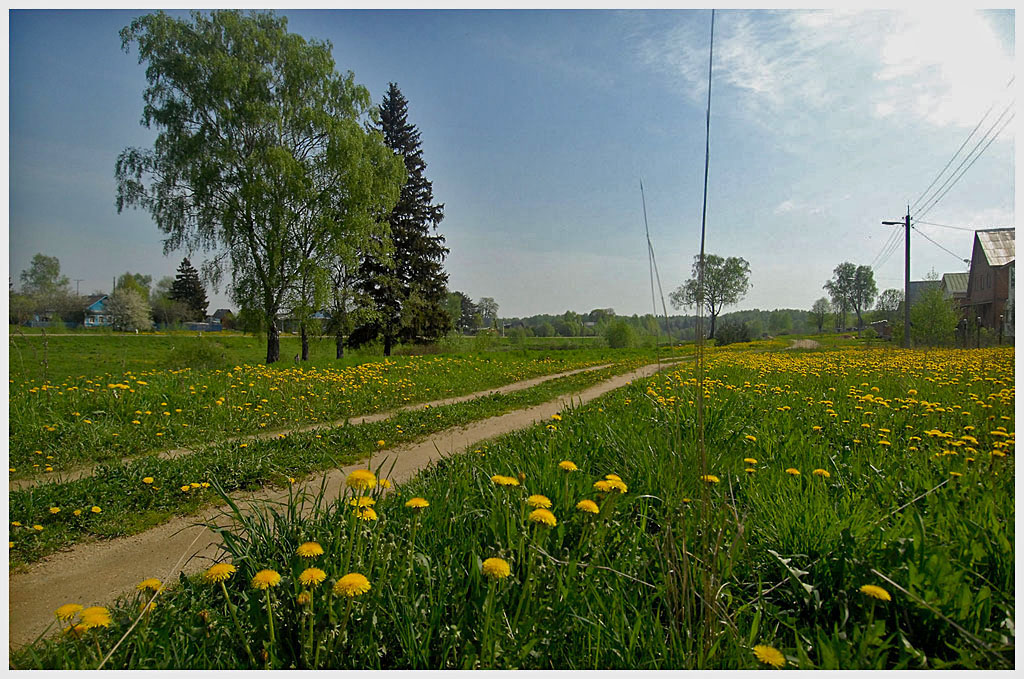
xmin=911 ymin=219 xmax=977 ymax=232
xmin=911 ymin=225 xmax=971 ymax=265
xmin=910 ymin=75 xmax=1014 ymax=213
xmin=915 ymin=101 xmax=1015 ymax=220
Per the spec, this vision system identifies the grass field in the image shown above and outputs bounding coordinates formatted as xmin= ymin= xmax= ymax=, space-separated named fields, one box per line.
xmin=11 ymin=344 xmax=1013 ymax=669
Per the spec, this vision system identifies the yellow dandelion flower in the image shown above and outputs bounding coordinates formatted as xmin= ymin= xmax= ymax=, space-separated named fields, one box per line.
xmin=491 ymin=475 xmax=520 ymax=487
xmin=55 ymin=603 xmax=83 ymax=621
xmin=593 ymin=480 xmax=613 ymax=493
xmin=785 ymin=468 xmax=800 ymax=476
xmin=481 ymin=557 xmax=511 ymax=580
xmin=528 ymin=508 xmax=557 ymax=526
xmin=745 ymin=468 xmax=756 ymax=474
xmin=348 ymin=496 xmax=376 ymax=508
xmin=606 ymin=478 xmax=628 ymax=493
xmin=180 ymin=485 xmax=191 ymax=492
xmin=576 ymin=499 xmax=599 ymax=514
xmin=346 ymin=469 xmax=376 ymax=490
xmin=700 ymin=475 xmax=720 ymax=484
xmin=142 ymin=477 xmax=154 ymax=484
xmin=136 ymin=578 xmax=162 ymax=592
xmin=296 ymin=542 xmax=324 ymax=558
xmin=527 ymin=494 xmax=552 ymax=509
xmin=743 ymin=458 xmax=757 ymax=464
xmin=380 ymin=479 xmax=392 ymax=489
xmin=333 ymin=572 xmax=371 ymax=597
xmin=49 ymin=507 xmax=60 ymax=514
xmin=33 ymin=525 xmax=44 ymax=531
xmin=252 ymin=569 xmax=282 ymax=590
xmin=297 ymin=591 xmax=311 ymax=606
xmin=354 ymin=506 xmax=378 ymax=521
xmin=299 ymin=567 xmax=327 ymax=587
xmin=90 ymin=506 xmax=102 ymax=514
xmin=753 ymin=644 xmax=786 ymax=668
xmin=376 ymin=440 xmax=386 ymax=447
xmin=812 ymin=469 xmax=830 ymax=478
xmin=558 ymin=460 xmax=578 ymax=472
xmin=139 ymin=601 xmax=156 ymax=615
xmin=859 ymin=584 xmax=891 ymax=601
xmin=204 ymin=563 xmax=236 ymax=584
xmin=80 ymin=606 xmax=111 ymax=630
xmin=405 ymin=497 xmax=429 ymax=509
xmin=744 ymin=435 xmax=757 ymax=442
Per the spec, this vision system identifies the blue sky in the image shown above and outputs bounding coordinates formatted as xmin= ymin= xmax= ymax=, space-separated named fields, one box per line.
xmin=7 ymin=7 xmax=1016 ymax=318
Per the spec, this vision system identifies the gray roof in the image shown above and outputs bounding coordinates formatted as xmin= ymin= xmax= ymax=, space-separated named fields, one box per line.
xmin=907 ymin=280 xmax=941 ymax=307
xmin=977 ymin=228 xmax=1015 ymax=266
xmin=941 ymin=272 xmax=969 ymax=295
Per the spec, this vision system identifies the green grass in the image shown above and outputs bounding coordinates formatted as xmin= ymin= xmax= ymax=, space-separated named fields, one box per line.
xmin=13 ymin=345 xmax=1011 ymax=669
xmin=9 ymin=359 xmax=649 ymax=568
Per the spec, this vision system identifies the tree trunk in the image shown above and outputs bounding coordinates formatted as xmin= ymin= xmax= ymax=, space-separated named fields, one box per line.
xmin=300 ymin=322 xmax=309 ymax=361
xmin=335 ymin=333 xmax=344 ymax=359
xmin=708 ymin=313 xmax=717 ymax=340
xmin=266 ymin=320 xmax=280 ymax=364
xmin=383 ymin=333 xmax=392 ymax=357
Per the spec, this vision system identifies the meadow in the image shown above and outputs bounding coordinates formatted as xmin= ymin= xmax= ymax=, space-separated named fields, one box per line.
xmin=9 ymin=331 xmax=653 ymax=479
xmin=11 ymin=343 xmax=1013 ymax=669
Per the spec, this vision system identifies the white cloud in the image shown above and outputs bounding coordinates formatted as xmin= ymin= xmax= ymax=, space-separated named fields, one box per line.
xmin=635 ymin=9 xmax=1014 ymax=134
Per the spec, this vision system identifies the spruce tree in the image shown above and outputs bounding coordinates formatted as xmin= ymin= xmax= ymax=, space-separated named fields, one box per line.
xmin=355 ymin=83 xmax=451 ymax=355
xmin=170 ymin=258 xmax=209 ymax=321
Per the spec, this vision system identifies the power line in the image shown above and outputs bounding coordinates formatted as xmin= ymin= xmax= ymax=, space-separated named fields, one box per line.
xmin=911 ymin=225 xmax=969 ymax=265
xmin=910 ymin=75 xmax=1014 ymax=213
xmin=912 ymin=219 xmax=977 ymax=232
xmin=869 ymin=225 xmax=902 ymax=269
xmin=916 ymin=103 xmax=1015 ymax=220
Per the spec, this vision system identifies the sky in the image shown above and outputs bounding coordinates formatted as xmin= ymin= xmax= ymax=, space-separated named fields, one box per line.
xmin=6 ymin=5 xmax=1017 ymax=319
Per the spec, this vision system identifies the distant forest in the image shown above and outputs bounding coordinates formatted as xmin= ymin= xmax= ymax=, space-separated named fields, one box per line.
xmin=502 ymin=307 xmax=826 ymax=341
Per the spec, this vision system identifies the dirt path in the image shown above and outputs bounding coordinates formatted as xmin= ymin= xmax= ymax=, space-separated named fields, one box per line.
xmin=787 ymin=339 xmax=821 ymax=349
xmin=8 ymin=360 xmax=681 ymax=648
xmin=10 ymin=363 xmax=615 ymax=491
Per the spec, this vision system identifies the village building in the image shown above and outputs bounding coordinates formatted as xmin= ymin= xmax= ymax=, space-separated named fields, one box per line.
xmin=963 ymin=228 xmax=1014 ymax=336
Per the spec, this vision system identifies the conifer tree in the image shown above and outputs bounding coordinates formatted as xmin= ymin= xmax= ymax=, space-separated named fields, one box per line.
xmin=355 ymin=83 xmax=451 ymax=355
xmin=169 ymin=257 xmax=209 ymax=321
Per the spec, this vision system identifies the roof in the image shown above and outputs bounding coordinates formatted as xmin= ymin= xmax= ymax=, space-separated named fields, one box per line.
xmin=907 ymin=280 xmax=941 ymax=307
xmin=940 ymin=272 xmax=969 ymax=295
xmin=212 ymin=308 xmax=232 ymax=319
xmin=84 ymin=294 xmax=107 ymax=311
xmin=977 ymin=228 xmax=1015 ymax=267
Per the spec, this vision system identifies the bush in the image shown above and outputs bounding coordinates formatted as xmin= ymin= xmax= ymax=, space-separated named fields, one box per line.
xmin=713 ymin=319 xmax=751 ymax=346
xmin=603 ymin=320 xmax=636 ymax=349
xmin=163 ymin=338 xmax=227 ymax=370
xmin=860 ymin=327 xmax=878 ymax=340
xmin=472 ymin=328 xmax=499 ymax=352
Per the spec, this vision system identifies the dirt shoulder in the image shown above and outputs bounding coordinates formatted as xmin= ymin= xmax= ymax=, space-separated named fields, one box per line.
xmin=8 ymin=360 xmax=680 ymax=648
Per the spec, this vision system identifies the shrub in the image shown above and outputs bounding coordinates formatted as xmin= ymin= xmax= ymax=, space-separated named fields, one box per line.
xmin=713 ymin=319 xmax=751 ymax=346
xmin=603 ymin=320 xmax=636 ymax=348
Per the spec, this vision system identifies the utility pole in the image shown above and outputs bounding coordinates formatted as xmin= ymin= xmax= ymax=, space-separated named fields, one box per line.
xmin=74 ymin=279 xmax=83 ymax=295
xmin=882 ymin=205 xmax=911 ymax=348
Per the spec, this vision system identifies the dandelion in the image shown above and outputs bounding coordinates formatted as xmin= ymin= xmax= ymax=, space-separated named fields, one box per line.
xmin=753 ymin=644 xmax=786 ymax=668
xmin=139 ymin=601 xmax=156 ymax=615
xmin=745 ymin=468 xmax=756 ymax=474
xmin=481 ymin=558 xmax=511 ymax=580
xmin=491 ymin=474 xmax=520 ymax=487
xmin=606 ymin=478 xmax=628 ymax=493
xmin=700 ymin=475 xmax=720 ymax=484
xmin=528 ymin=508 xmax=557 ymax=527
xmin=527 ymin=494 xmax=552 ymax=509
xmin=593 ymin=480 xmax=613 ymax=493
xmin=299 ymin=567 xmax=326 ymax=587
xmin=376 ymin=440 xmax=386 ymax=447
xmin=348 ymin=496 xmax=376 ymax=508
xmin=137 ymin=578 xmax=162 ymax=592
xmin=558 ymin=460 xmax=578 ymax=472
xmin=204 ymin=563 xmax=236 ymax=584
xmin=80 ymin=606 xmax=111 ymax=630
xmin=346 ymin=469 xmax=376 ymax=490
xmin=354 ymin=506 xmax=378 ymax=521
xmin=33 ymin=525 xmax=44 ymax=531
xmin=380 ymin=479 xmax=392 ymax=489
xmin=785 ymin=468 xmax=800 ymax=476
xmin=334 ymin=572 xmax=372 ymax=597
xmin=576 ymin=499 xmax=599 ymax=514
xmin=91 ymin=506 xmax=102 ymax=514
xmin=73 ymin=510 xmax=81 ymax=516
xmin=859 ymin=584 xmax=891 ymax=601
xmin=55 ymin=603 xmax=83 ymax=622
xmin=181 ymin=485 xmax=191 ymax=492
xmin=744 ymin=435 xmax=757 ymax=442
xmin=296 ymin=542 xmax=324 ymax=558
xmin=297 ymin=591 xmax=311 ymax=606
xmin=405 ymin=497 xmax=429 ymax=509
xmin=743 ymin=457 xmax=757 ymax=464
xmin=142 ymin=477 xmax=154 ymax=484
xmin=49 ymin=507 xmax=60 ymax=514
xmin=812 ymin=469 xmax=830 ymax=478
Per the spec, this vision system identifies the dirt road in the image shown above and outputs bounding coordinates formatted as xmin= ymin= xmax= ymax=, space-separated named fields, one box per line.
xmin=8 ymin=360 xmax=680 ymax=648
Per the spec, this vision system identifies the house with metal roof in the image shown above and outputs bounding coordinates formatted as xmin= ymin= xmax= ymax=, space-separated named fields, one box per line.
xmin=83 ymin=294 xmax=112 ymax=327
xmin=939 ymin=272 xmax=969 ymax=304
xmin=963 ymin=228 xmax=1014 ymax=335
